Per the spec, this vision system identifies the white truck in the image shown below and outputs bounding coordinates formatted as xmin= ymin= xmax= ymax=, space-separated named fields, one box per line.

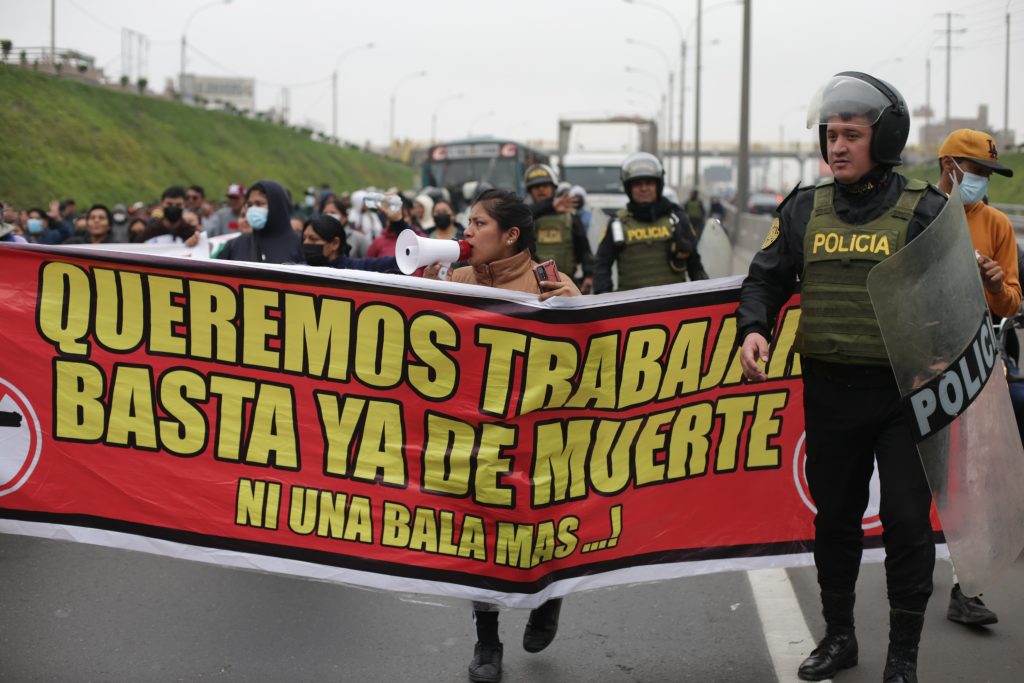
xmin=556 ymin=117 xmax=658 ymax=250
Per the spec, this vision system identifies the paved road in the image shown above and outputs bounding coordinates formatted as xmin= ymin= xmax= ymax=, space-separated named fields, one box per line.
xmin=1 ymin=533 xmax=1021 ymax=682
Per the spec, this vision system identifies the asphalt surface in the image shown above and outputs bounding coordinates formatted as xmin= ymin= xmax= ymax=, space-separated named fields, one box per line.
xmin=1 ymin=533 xmax=1021 ymax=682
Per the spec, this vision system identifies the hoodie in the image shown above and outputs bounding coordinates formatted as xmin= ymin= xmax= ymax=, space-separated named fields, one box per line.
xmin=216 ymin=179 xmax=303 ymax=264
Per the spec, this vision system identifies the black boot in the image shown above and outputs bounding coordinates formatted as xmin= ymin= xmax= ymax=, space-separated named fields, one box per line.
xmin=798 ymin=591 xmax=858 ymax=681
xmin=523 ymin=598 xmax=562 ymax=653
xmin=468 ymin=642 xmax=503 ymax=683
xmin=469 ymin=610 xmax=502 ymax=683
xmin=882 ymin=608 xmax=925 ymax=683
xmin=947 ymin=583 xmax=998 ymax=626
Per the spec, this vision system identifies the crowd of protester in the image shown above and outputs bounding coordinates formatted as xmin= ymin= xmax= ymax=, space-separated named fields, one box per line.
xmin=0 ymin=181 xmax=475 ymax=274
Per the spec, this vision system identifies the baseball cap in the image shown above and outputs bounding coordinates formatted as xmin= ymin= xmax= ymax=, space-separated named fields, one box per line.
xmin=938 ymin=129 xmax=1014 ymax=177
xmin=226 ymin=183 xmax=246 ymax=197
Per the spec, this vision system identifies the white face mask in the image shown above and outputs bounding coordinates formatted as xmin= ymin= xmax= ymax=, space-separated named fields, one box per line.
xmin=952 ymin=159 xmax=989 ymax=204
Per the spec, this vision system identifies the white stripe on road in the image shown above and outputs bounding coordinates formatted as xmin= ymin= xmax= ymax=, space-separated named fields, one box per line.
xmin=747 ymin=568 xmax=826 ymax=683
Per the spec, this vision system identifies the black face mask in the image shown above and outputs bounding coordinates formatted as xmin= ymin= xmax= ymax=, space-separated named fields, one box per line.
xmin=303 ymin=243 xmax=329 ymax=266
xmin=163 ymin=206 xmax=183 ymax=223
xmin=433 ymin=213 xmax=452 ymax=230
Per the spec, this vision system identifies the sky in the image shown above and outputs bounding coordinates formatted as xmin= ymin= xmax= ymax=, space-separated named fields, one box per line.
xmin=2 ymin=0 xmax=1022 ymax=159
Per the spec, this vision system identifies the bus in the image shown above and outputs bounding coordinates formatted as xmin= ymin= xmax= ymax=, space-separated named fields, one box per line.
xmin=421 ymin=137 xmax=551 ymax=212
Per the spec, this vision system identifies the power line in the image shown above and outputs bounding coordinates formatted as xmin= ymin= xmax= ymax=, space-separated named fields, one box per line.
xmin=65 ymin=0 xmax=121 ymax=34
xmin=187 ymin=42 xmax=331 ymax=91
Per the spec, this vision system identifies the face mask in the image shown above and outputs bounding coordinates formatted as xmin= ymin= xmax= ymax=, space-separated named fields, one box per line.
xmin=304 ymin=195 xmax=316 ymax=208
xmin=113 ymin=213 xmax=126 ymax=223
xmin=163 ymin=205 xmax=183 ymax=223
xmin=246 ymin=206 xmax=269 ymax=230
xmin=303 ymin=243 xmax=329 ymax=266
xmin=953 ymin=160 xmax=989 ymax=204
xmin=433 ymin=213 xmax=452 ymax=230
xmin=27 ymin=218 xmax=44 ymax=235
xmin=325 ymin=212 xmax=342 ymax=222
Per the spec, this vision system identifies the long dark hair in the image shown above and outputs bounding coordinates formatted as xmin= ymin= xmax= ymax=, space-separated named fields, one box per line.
xmin=471 ymin=188 xmax=536 ymax=256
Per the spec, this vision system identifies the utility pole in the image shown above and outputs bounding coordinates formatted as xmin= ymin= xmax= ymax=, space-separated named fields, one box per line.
xmin=736 ymin=0 xmax=751 ymax=219
xmin=1005 ymin=8 xmax=1011 ymax=138
xmin=925 ymin=57 xmax=932 ymax=135
xmin=678 ymin=40 xmax=686 ymax=187
xmin=945 ymin=12 xmax=951 ymax=124
xmin=50 ymin=0 xmax=56 ymax=64
xmin=332 ymin=71 xmax=338 ymax=139
xmin=693 ymin=0 xmax=702 ymax=190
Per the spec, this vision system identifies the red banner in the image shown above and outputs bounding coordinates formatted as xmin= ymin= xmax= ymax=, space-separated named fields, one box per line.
xmin=0 ymin=244 xmax=911 ymax=607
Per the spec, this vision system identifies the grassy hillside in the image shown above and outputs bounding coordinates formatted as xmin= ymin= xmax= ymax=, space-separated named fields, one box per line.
xmin=0 ymin=68 xmax=415 ymax=207
xmin=902 ymin=151 xmax=1024 ymax=205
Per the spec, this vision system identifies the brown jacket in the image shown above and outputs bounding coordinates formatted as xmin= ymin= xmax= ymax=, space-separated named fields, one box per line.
xmin=451 ymin=249 xmax=580 ymax=295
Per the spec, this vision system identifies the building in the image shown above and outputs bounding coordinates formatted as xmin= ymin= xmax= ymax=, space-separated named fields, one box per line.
xmin=179 ymin=74 xmax=255 ymax=111
xmin=918 ymin=104 xmax=1016 ymax=152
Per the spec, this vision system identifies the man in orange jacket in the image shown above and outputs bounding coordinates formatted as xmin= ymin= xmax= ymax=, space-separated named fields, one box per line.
xmin=937 ymin=128 xmax=1020 ymax=627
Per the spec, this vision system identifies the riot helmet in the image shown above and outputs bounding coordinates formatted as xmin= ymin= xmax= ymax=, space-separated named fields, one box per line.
xmin=524 ymin=164 xmax=559 ymax=190
xmin=620 ymin=152 xmax=665 ymax=198
xmin=806 ymin=71 xmax=909 ymax=166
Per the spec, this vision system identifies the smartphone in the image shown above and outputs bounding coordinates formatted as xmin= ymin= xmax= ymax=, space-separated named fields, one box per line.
xmin=534 ymin=259 xmax=559 ymax=286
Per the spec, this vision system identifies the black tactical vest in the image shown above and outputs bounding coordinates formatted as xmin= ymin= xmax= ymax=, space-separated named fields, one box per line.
xmin=614 ymin=209 xmax=683 ymax=291
xmin=795 ymin=177 xmax=928 ymax=365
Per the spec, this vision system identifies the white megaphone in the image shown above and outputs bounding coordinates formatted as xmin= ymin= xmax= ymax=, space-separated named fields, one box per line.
xmin=396 ymin=229 xmax=472 ymax=276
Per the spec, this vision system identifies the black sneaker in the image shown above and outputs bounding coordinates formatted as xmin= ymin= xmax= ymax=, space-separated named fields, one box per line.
xmin=523 ymin=598 xmax=562 ymax=653
xmin=468 ymin=641 xmax=502 ymax=683
xmin=947 ymin=583 xmax=998 ymax=626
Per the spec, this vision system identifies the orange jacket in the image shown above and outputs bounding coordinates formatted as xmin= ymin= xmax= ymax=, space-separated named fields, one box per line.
xmin=966 ymin=201 xmax=1021 ymax=318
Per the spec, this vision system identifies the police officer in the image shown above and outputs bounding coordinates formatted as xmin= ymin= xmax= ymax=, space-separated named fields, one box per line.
xmin=738 ymin=72 xmax=947 ymax=683
xmin=593 ymin=153 xmax=707 ymax=293
xmin=525 ymin=164 xmax=594 ymax=293
xmin=684 ymin=188 xmax=706 ymax=230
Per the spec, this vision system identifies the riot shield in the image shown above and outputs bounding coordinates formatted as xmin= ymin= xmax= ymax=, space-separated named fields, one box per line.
xmin=866 ymin=183 xmax=1024 ymax=596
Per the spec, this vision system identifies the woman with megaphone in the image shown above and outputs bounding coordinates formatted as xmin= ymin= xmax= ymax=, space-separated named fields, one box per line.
xmin=421 ymin=188 xmax=578 ymax=683
xmin=423 ymin=188 xmax=579 ymax=302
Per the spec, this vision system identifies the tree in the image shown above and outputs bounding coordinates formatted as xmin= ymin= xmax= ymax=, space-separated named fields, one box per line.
xmin=1 ymin=40 xmax=12 ymax=63
xmin=136 ymin=77 xmax=147 ymax=94
xmin=76 ymin=63 xmax=87 ymax=74
xmin=120 ymin=74 xmax=129 ymax=88
xmin=19 ymin=50 xmax=26 ymax=65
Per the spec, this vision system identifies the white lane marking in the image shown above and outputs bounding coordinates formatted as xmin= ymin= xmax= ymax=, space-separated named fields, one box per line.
xmin=747 ymin=568 xmax=825 ymax=683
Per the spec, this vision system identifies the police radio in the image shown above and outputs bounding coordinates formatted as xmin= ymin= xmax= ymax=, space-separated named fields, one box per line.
xmin=610 ymin=218 xmax=624 ymax=245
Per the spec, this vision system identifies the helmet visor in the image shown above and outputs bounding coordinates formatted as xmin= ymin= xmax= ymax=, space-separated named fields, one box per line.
xmin=806 ymin=75 xmax=891 ymax=129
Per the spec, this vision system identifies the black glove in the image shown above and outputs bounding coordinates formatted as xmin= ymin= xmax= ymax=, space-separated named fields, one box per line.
xmin=668 ymin=220 xmax=698 ymax=272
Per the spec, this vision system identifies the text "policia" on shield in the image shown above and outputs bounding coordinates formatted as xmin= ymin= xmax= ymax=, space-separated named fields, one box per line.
xmin=905 ymin=314 xmax=997 ymax=441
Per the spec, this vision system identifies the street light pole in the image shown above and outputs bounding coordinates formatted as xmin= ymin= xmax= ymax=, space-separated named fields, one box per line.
xmin=626 ymin=38 xmax=673 ymax=163
xmin=468 ymin=111 xmax=496 ymax=137
xmin=180 ymin=0 xmax=231 ymax=99
xmin=389 ymin=70 xmax=427 ymax=154
xmin=623 ymin=0 xmax=683 ymax=187
xmin=431 ymin=93 xmax=464 ymax=145
xmin=332 ymin=42 xmax=375 ymax=140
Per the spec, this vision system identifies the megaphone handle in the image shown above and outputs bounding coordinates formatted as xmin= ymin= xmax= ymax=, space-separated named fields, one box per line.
xmin=437 ymin=263 xmax=451 ymax=279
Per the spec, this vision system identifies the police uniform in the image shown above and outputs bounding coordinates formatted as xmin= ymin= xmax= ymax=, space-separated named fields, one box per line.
xmin=593 ymin=152 xmax=707 ymax=294
xmin=740 ymin=171 xmax=946 ymax=680
xmin=593 ymin=205 xmax=705 ymax=292
xmin=738 ymin=72 xmax=948 ymax=683
xmin=531 ymin=198 xmax=594 ymax=282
